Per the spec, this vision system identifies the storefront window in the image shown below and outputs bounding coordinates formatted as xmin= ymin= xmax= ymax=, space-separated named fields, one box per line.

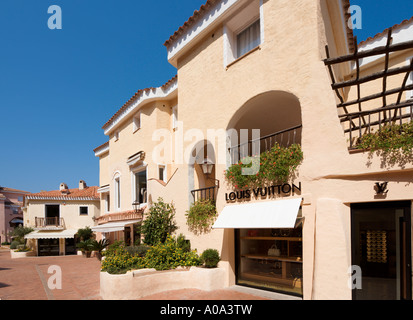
xmin=236 ymin=226 xmax=303 ymax=297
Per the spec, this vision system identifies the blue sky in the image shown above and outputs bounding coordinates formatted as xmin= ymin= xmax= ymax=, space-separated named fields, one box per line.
xmin=0 ymin=0 xmax=411 ymax=193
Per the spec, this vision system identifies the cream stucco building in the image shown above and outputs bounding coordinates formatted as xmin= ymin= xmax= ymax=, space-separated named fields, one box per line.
xmin=24 ymin=181 xmax=100 ymax=256
xmin=94 ymin=0 xmax=413 ymax=300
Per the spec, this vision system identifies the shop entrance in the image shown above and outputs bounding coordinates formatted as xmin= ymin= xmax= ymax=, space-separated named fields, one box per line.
xmin=38 ymin=239 xmax=60 ymax=256
xmin=235 ymin=226 xmax=303 ymax=297
xmin=351 ymin=201 xmax=412 ymax=300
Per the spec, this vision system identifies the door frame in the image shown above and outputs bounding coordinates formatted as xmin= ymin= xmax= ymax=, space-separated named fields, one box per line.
xmin=351 ymin=201 xmax=412 ymax=300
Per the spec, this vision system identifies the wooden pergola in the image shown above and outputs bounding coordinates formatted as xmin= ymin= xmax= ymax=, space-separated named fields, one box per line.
xmin=323 ymin=29 xmax=413 ymax=149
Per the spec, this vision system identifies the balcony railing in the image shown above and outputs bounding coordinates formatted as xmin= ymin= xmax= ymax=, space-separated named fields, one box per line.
xmin=340 ymin=101 xmax=413 ymax=149
xmin=95 ymin=210 xmax=143 ymax=224
xmin=191 ymin=186 xmax=217 ymax=203
xmin=35 ymin=217 xmax=65 ymax=230
xmin=228 ymin=125 xmax=302 ymax=164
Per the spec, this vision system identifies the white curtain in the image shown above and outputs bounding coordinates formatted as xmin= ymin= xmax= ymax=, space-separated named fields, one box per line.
xmin=237 ymin=20 xmax=261 ymax=58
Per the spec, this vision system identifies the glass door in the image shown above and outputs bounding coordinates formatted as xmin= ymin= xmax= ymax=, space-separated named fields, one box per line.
xmin=351 ymin=201 xmax=412 ymax=300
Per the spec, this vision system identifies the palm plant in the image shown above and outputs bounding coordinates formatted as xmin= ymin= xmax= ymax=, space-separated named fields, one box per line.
xmin=92 ymin=239 xmax=110 ymax=261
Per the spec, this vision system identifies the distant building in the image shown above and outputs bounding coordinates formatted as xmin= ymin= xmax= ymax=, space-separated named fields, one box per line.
xmin=24 ymin=180 xmax=100 ymax=256
xmin=0 ymin=186 xmax=31 ymax=244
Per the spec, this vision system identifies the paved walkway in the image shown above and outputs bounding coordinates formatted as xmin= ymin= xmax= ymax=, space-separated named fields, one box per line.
xmin=0 ymin=247 xmax=288 ymax=300
xmin=0 ymin=248 xmax=102 ymax=300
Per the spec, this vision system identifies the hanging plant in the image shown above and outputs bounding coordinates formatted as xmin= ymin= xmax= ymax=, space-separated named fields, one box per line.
xmin=356 ymin=122 xmax=413 ymax=164
xmin=225 ymin=143 xmax=304 ymax=189
xmin=186 ymin=200 xmax=217 ymax=235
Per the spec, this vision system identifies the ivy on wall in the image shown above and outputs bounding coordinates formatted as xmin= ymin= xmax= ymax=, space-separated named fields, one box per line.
xmin=356 ymin=122 xmax=413 ymax=165
xmin=186 ymin=200 xmax=217 ymax=235
xmin=225 ymin=143 xmax=304 ymax=190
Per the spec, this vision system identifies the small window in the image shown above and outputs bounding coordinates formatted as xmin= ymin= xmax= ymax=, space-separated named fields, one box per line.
xmin=18 ymin=196 xmax=23 ymax=202
xmin=237 ymin=19 xmax=261 ymax=58
xmin=134 ymin=170 xmax=147 ymax=204
xmin=133 ymin=113 xmax=141 ymax=132
xmin=105 ymin=194 xmax=110 ymax=213
xmin=79 ymin=206 xmax=88 ymax=215
xmin=172 ymin=106 xmax=178 ymax=130
xmin=159 ymin=165 xmax=166 ymax=183
xmin=115 ymin=177 xmax=121 ymax=210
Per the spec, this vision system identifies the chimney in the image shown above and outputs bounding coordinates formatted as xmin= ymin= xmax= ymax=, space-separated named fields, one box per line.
xmin=59 ymin=183 xmax=68 ymax=191
xmin=79 ymin=180 xmax=87 ymax=190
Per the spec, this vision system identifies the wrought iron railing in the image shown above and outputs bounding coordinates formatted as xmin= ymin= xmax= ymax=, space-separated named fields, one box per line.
xmin=340 ymin=100 xmax=413 ymax=149
xmin=228 ymin=125 xmax=302 ymax=164
xmin=191 ymin=186 xmax=217 ymax=203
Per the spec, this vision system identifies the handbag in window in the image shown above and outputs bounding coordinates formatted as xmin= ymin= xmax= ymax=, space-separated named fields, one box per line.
xmin=268 ymin=244 xmax=281 ymax=257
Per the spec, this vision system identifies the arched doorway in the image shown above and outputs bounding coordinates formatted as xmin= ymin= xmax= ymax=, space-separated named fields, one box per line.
xmin=188 ymin=140 xmax=218 ymax=205
xmin=227 ymin=91 xmax=302 ymax=164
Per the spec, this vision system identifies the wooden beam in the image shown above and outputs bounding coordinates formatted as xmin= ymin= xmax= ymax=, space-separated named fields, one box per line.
xmin=337 ymin=83 xmax=413 ymax=109
xmin=324 ymin=39 xmax=413 ymax=65
xmin=332 ymin=64 xmax=413 ymax=90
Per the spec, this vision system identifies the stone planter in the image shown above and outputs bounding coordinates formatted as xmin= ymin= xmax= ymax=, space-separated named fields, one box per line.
xmin=10 ymin=250 xmax=36 ymax=259
xmin=100 ymin=266 xmax=227 ymax=300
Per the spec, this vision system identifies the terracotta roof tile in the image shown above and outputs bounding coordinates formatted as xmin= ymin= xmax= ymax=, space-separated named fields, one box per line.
xmin=27 ymin=186 xmax=100 ymax=200
xmin=164 ymin=0 xmax=216 ymax=47
xmin=102 ymin=75 xmax=177 ymax=131
xmin=358 ymin=16 xmax=413 ymax=47
xmin=93 ymin=141 xmax=109 ymax=153
xmin=0 ymin=187 xmax=31 ymax=194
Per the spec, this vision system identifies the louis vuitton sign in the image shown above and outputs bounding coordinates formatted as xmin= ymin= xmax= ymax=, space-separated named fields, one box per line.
xmin=225 ymin=182 xmax=302 ymax=202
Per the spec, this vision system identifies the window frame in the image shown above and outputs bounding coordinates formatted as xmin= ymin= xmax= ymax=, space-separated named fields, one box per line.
xmin=223 ymin=0 xmax=263 ymax=68
xmin=158 ymin=164 xmax=167 ymax=183
xmin=235 ymin=18 xmax=261 ymax=59
xmin=114 ymin=175 xmax=121 ymax=211
xmin=131 ymin=165 xmax=148 ymax=207
xmin=79 ymin=206 xmax=89 ymax=216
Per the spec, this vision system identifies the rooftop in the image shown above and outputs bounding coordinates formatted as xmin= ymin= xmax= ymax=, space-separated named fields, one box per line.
xmin=27 ymin=186 xmax=100 ymax=201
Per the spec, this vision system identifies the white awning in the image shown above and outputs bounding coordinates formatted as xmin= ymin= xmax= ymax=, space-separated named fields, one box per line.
xmin=91 ymin=220 xmax=141 ymax=233
xmin=213 ymin=198 xmax=302 ymax=229
xmin=25 ymin=229 xmax=77 ymax=240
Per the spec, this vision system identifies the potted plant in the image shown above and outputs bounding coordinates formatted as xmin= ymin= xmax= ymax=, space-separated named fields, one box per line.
xmin=186 ymin=200 xmax=217 ymax=235
xmin=77 ymin=239 xmax=94 ymax=258
xmin=92 ymin=239 xmax=110 ymax=261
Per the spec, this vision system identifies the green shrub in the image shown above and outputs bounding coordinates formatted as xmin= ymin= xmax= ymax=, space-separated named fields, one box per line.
xmin=176 ymin=233 xmax=191 ymax=253
xmin=126 ymin=245 xmax=151 ymax=257
xmin=141 ymin=198 xmax=178 ymax=246
xmin=76 ymin=226 xmax=94 ymax=241
xmin=356 ymin=122 xmax=413 ymax=165
xmin=101 ymin=235 xmax=201 ymax=274
xmin=200 ymin=249 xmax=220 ymax=268
xmin=186 ymin=200 xmax=217 ymax=235
xmin=142 ymin=235 xmax=201 ymax=271
xmin=10 ymin=241 xmax=21 ymax=250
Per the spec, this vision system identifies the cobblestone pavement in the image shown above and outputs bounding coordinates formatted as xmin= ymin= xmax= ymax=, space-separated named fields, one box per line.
xmin=0 ymin=247 xmax=277 ymax=301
